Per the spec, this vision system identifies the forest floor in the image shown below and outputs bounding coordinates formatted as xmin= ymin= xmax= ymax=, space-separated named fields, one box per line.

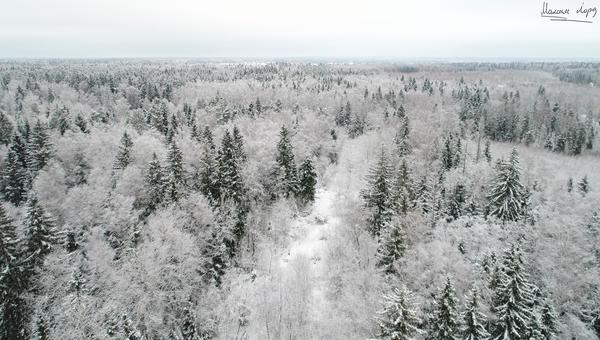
xmin=278 ymin=188 xmax=340 ymax=334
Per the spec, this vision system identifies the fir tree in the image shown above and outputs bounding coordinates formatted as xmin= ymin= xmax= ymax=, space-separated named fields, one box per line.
xmin=113 ymin=131 xmax=134 ymax=170
xmin=0 ymin=113 xmax=13 ymax=146
xmin=24 ymin=194 xmax=56 ymax=267
xmin=165 ymin=142 xmax=185 ymax=202
xmin=34 ymin=316 xmax=50 ymax=340
xmin=3 ymin=135 xmax=29 ymax=205
xmin=0 ymin=203 xmax=23 ymax=295
xmin=274 ymin=126 xmax=298 ymax=197
xmin=539 ymin=301 xmax=558 ymax=339
xmin=460 ymin=288 xmax=490 ymax=340
xmin=27 ymin=120 xmax=53 ymax=174
xmin=392 ymin=160 xmax=413 ymax=215
xmin=567 ymin=178 xmax=573 ymax=193
xmin=394 ymin=118 xmax=411 ymax=157
xmin=217 ymin=131 xmax=245 ymax=204
xmin=487 ymin=149 xmax=526 ymax=222
xmin=144 ymin=153 xmax=165 ymax=214
xmin=484 ymin=140 xmax=492 ymax=163
xmin=415 ymin=176 xmax=432 ymax=214
xmin=199 ymin=136 xmax=219 ymax=202
xmin=442 ymin=135 xmax=455 ymax=170
xmin=232 ymin=126 xmax=246 ymax=162
xmin=73 ymin=114 xmax=88 ymax=134
xmin=430 ymin=277 xmax=460 ymax=340
xmin=361 ymin=148 xmax=394 ymax=237
xmin=492 ymin=244 xmax=535 ymax=340
xmin=180 ymin=304 xmax=197 ymax=340
xmin=447 ymin=184 xmax=467 ymax=220
xmin=578 ymin=175 xmax=590 ymax=196
xmin=376 ymin=220 xmax=406 ymax=274
xmin=297 ymin=158 xmax=317 ymax=204
xmin=378 ymin=286 xmax=421 ymax=340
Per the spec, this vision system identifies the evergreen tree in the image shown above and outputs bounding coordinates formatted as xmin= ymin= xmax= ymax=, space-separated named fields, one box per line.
xmin=539 ymin=301 xmax=558 ymax=339
xmin=361 ymin=148 xmax=394 ymax=237
xmin=484 ymin=140 xmax=492 ymax=163
xmin=394 ymin=118 xmax=411 ymax=157
xmin=460 ymin=288 xmax=490 ymax=340
xmin=166 ymin=114 xmax=178 ymax=144
xmin=376 ymin=220 xmax=406 ymax=274
xmin=392 ymin=160 xmax=413 ymax=215
xmin=144 ymin=153 xmax=165 ymax=214
xmin=199 ymin=133 xmax=219 ymax=202
xmin=0 ymin=204 xmax=24 ymax=301
xmin=232 ymin=126 xmax=246 ymax=162
xmin=442 ymin=135 xmax=455 ymax=170
xmin=487 ymin=149 xmax=526 ymax=222
xmin=165 ymin=142 xmax=185 ymax=202
xmin=578 ymin=175 xmax=590 ymax=196
xmin=430 ymin=277 xmax=460 ymax=340
xmin=180 ymin=304 xmax=197 ymax=340
xmin=274 ymin=126 xmax=298 ymax=197
xmin=566 ymin=178 xmax=573 ymax=193
xmin=3 ymin=135 xmax=28 ymax=205
xmin=217 ymin=131 xmax=245 ymax=204
xmin=34 ymin=316 xmax=50 ymax=340
xmin=74 ymin=114 xmax=89 ymax=133
xmin=0 ymin=112 xmax=14 ymax=146
xmin=24 ymin=194 xmax=56 ymax=267
xmin=414 ymin=176 xmax=432 ymax=214
xmin=27 ymin=120 xmax=53 ymax=174
xmin=378 ymin=286 xmax=421 ymax=340
xmin=447 ymin=184 xmax=467 ymax=220
xmin=492 ymin=244 xmax=535 ymax=340
xmin=113 ymin=131 xmax=134 ymax=170
xmin=297 ymin=158 xmax=317 ymax=204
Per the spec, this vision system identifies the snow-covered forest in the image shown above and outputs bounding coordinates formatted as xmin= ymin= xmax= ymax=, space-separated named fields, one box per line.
xmin=1 ymin=60 xmax=600 ymax=339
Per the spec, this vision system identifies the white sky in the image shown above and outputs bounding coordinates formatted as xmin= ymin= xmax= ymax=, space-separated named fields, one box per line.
xmin=1 ymin=0 xmax=600 ymax=59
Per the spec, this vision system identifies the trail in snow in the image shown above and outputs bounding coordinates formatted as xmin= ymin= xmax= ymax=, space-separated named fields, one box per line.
xmin=279 ymin=188 xmax=340 ymax=326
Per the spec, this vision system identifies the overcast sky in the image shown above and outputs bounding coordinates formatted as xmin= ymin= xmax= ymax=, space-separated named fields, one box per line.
xmin=1 ymin=0 xmax=600 ymax=59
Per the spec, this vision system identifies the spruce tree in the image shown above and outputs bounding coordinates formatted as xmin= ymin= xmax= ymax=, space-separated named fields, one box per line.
xmin=484 ymin=140 xmax=492 ymax=163
xmin=165 ymin=142 xmax=185 ymax=202
xmin=431 ymin=277 xmax=460 ymax=340
xmin=447 ymin=184 xmax=467 ymax=220
xmin=24 ymin=194 xmax=56 ymax=267
xmin=27 ymin=120 xmax=53 ymax=175
xmin=217 ymin=131 xmax=245 ymax=204
xmin=376 ymin=220 xmax=406 ymax=274
xmin=274 ymin=126 xmax=298 ymax=197
xmin=199 ymin=133 xmax=219 ymax=202
xmin=113 ymin=131 xmax=134 ymax=170
xmin=0 ymin=112 xmax=13 ymax=146
xmin=487 ymin=149 xmax=526 ymax=222
xmin=460 ymin=288 xmax=490 ymax=340
xmin=378 ymin=286 xmax=421 ymax=340
xmin=394 ymin=117 xmax=411 ymax=157
xmin=539 ymin=301 xmax=558 ymax=339
xmin=232 ymin=125 xmax=246 ymax=162
xmin=361 ymin=148 xmax=394 ymax=237
xmin=74 ymin=114 xmax=89 ymax=133
xmin=578 ymin=175 xmax=590 ymax=196
xmin=3 ymin=135 xmax=28 ymax=205
xmin=144 ymin=153 xmax=165 ymax=214
xmin=392 ymin=160 xmax=413 ymax=215
xmin=567 ymin=178 xmax=573 ymax=193
xmin=492 ymin=244 xmax=535 ymax=340
xmin=442 ymin=135 xmax=455 ymax=170
xmin=297 ymin=158 xmax=317 ymax=204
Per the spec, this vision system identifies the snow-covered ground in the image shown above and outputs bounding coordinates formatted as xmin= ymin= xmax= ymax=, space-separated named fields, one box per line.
xmin=279 ymin=188 xmax=340 ymax=326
